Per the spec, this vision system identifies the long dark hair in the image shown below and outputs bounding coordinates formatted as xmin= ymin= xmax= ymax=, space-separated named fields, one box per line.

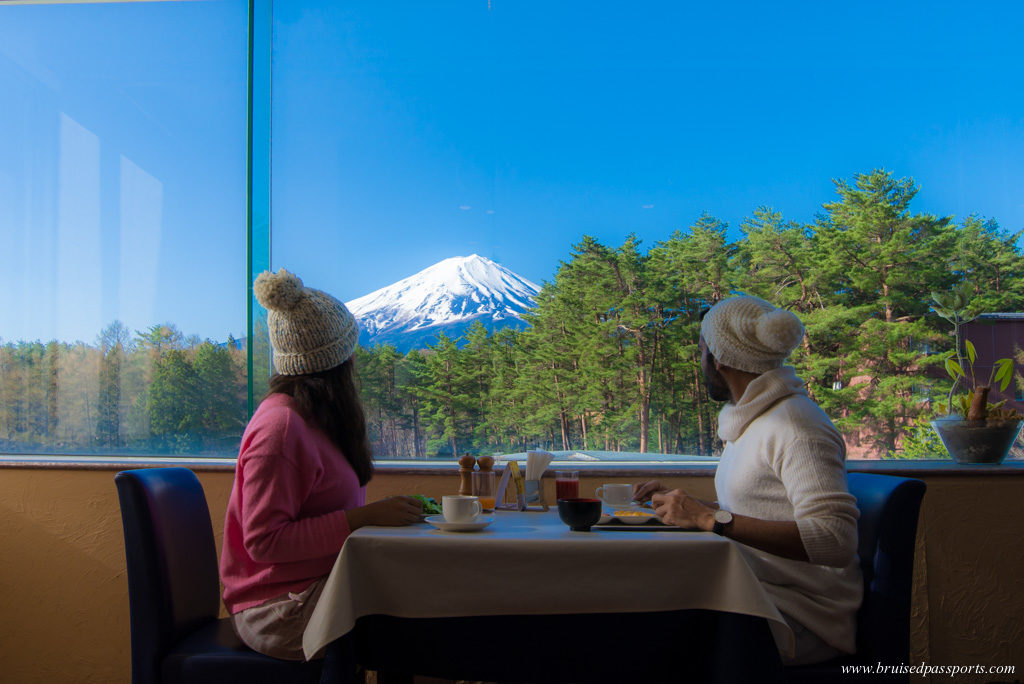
xmin=266 ymin=359 xmax=374 ymax=486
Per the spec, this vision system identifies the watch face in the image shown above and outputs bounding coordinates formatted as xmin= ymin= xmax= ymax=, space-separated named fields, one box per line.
xmin=714 ymin=509 xmax=733 ymax=525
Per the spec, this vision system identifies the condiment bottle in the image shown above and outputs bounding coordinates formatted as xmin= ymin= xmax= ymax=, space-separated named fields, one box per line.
xmin=458 ymin=455 xmax=477 ymax=496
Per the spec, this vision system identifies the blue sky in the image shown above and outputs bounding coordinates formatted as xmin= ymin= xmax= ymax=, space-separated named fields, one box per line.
xmin=2 ymin=1 xmax=1023 ymax=342
xmin=272 ymin=1 xmax=1024 ymax=304
xmin=0 ymin=0 xmax=247 ymax=344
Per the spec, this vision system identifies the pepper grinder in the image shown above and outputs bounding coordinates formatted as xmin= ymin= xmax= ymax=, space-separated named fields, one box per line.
xmin=458 ymin=455 xmax=477 ymax=495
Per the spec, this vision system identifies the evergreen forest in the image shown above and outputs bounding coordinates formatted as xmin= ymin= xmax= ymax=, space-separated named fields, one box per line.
xmin=3 ymin=170 xmax=1023 ymax=459
xmin=0 ymin=321 xmax=250 ymax=456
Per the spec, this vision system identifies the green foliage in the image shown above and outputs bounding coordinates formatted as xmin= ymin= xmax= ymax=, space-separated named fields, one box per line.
xmin=148 ymin=350 xmax=203 ymax=438
xmin=993 ymin=358 xmax=1014 ymax=393
xmin=0 ymin=322 xmax=247 ymax=455
xmin=409 ymin=494 xmax=441 ymax=515
xmin=891 ymin=413 xmax=947 ymax=460
xmin=194 ymin=342 xmax=246 ymax=434
xmin=96 ymin=339 xmax=123 ymax=447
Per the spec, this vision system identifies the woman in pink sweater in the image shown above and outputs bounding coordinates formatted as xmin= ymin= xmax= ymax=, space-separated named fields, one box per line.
xmin=220 ymin=269 xmax=422 ymax=660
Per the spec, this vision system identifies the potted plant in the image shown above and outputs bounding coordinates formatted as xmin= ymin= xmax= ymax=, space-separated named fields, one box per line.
xmin=929 ymin=286 xmax=1023 ymax=464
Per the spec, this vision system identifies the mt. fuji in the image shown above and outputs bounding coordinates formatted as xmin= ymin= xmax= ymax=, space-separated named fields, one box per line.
xmin=345 ymin=254 xmax=541 ymax=351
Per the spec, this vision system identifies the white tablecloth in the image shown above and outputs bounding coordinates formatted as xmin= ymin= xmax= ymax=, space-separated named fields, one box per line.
xmin=302 ymin=510 xmax=793 ymax=659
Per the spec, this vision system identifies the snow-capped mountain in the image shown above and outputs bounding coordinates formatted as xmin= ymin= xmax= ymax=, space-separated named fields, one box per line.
xmin=345 ymin=254 xmax=541 ymax=351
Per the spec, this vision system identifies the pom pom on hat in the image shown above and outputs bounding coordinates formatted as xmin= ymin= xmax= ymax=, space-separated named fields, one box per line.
xmin=254 ymin=269 xmax=305 ymax=312
xmin=700 ymin=296 xmax=804 ymax=374
xmin=755 ymin=307 xmax=804 ymax=352
xmin=253 ymin=268 xmax=359 ymax=375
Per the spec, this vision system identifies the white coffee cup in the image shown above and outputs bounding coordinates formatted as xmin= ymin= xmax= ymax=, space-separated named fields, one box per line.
xmin=595 ymin=483 xmax=634 ymax=507
xmin=442 ymin=495 xmax=482 ymax=523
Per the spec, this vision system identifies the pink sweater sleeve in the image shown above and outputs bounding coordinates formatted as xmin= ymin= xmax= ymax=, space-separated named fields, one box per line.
xmin=238 ymin=408 xmax=354 ymax=564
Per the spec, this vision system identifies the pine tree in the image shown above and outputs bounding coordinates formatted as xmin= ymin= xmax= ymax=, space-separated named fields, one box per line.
xmin=951 ymin=216 xmax=1024 ymax=313
xmin=417 ymin=333 xmax=473 ymax=458
xmin=650 ymin=215 xmax=736 ymax=454
xmin=734 ymin=207 xmax=817 ymax=312
xmin=397 ymin=349 xmax=429 ymax=458
xmin=194 ymin=341 xmax=245 ymax=445
xmin=355 ymin=344 xmax=405 ymax=457
xmin=147 ymin=349 xmax=202 ymax=450
xmin=486 ymin=327 xmax=525 ymax=453
xmin=810 ymin=170 xmax=956 ymax=453
xmin=95 ymin=321 xmax=132 ymax=449
xmin=461 ymin=322 xmax=496 ymax=450
xmin=96 ymin=341 xmax=122 ymax=448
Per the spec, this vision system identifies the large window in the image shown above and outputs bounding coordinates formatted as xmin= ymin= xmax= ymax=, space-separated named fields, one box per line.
xmin=3 ymin=1 xmax=1023 ymax=462
xmin=271 ymin=2 xmax=1024 ymax=461
xmin=0 ymin=0 xmax=250 ymax=457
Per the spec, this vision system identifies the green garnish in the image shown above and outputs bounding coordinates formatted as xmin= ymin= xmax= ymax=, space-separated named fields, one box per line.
xmin=411 ymin=494 xmax=441 ymax=515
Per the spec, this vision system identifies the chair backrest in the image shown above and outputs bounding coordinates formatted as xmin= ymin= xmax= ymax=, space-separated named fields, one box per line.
xmin=846 ymin=472 xmax=926 ymax=664
xmin=115 ymin=467 xmax=222 ymax=684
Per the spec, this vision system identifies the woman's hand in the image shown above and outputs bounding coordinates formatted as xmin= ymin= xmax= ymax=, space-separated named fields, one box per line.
xmin=651 ymin=489 xmax=716 ymax=530
xmin=346 ymin=496 xmax=423 ymax=530
xmin=632 ymin=480 xmax=669 ymax=502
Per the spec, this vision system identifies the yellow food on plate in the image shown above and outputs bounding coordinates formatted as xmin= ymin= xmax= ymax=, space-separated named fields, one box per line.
xmin=613 ymin=510 xmax=654 ymax=517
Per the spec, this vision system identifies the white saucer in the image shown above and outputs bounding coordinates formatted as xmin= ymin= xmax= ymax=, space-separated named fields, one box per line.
xmin=423 ymin=515 xmax=494 ymax=532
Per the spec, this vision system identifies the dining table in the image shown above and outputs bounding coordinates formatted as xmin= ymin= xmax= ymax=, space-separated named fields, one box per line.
xmin=304 ymin=508 xmax=793 ymax=684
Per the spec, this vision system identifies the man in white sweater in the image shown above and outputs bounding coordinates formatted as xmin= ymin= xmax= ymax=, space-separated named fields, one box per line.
xmin=635 ymin=296 xmax=862 ymax=665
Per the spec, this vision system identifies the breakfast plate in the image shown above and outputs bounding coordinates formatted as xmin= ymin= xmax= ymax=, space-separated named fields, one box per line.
xmin=599 ymin=510 xmax=662 ymax=525
xmin=594 ymin=510 xmax=692 ymax=531
xmin=423 ymin=515 xmax=494 ymax=532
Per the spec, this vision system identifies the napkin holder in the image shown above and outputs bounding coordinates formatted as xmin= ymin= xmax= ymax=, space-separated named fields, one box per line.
xmin=494 ymin=462 xmax=548 ymax=511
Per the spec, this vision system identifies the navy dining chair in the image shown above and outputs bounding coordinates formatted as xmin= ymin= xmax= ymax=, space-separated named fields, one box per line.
xmin=787 ymin=471 xmax=926 ymax=683
xmin=115 ymin=467 xmax=329 ymax=684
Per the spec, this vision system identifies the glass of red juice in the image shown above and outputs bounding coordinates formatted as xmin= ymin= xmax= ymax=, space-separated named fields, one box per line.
xmin=555 ymin=471 xmax=580 ymax=500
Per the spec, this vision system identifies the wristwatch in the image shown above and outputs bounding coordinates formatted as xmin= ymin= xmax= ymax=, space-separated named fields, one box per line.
xmin=712 ymin=509 xmax=734 ymax=536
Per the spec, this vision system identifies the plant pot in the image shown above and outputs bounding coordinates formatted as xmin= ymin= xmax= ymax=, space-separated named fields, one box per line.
xmin=930 ymin=416 xmax=1024 ymax=465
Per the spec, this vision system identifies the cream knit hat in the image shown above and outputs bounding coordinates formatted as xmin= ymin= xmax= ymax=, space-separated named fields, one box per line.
xmin=253 ymin=269 xmax=359 ymax=375
xmin=700 ymin=296 xmax=804 ymax=374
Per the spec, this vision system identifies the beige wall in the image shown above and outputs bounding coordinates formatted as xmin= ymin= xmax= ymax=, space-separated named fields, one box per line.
xmin=0 ymin=467 xmax=1021 ymax=683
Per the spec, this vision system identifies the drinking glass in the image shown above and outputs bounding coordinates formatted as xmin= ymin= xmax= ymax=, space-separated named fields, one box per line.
xmin=472 ymin=470 xmax=497 ymax=511
xmin=554 ymin=470 xmax=580 ymax=500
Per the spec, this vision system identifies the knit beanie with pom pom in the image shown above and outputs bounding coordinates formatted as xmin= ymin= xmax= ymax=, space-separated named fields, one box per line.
xmin=699 ymin=296 xmax=804 ymax=374
xmin=253 ymin=269 xmax=359 ymax=375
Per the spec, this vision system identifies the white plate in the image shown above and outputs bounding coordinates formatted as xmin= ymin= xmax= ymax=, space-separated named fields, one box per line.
xmin=423 ymin=515 xmax=494 ymax=532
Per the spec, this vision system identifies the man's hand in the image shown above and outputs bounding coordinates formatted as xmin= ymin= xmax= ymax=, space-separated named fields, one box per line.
xmin=346 ymin=496 xmax=423 ymax=530
xmin=651 ymin=489 xmax=716 ymax=531
xmin=633 ymin=480 xmax=669 ymax=502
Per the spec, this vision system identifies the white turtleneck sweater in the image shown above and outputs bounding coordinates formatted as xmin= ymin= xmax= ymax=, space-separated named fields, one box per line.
xmin=714 ymin=366 xmax=862 ymax=656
